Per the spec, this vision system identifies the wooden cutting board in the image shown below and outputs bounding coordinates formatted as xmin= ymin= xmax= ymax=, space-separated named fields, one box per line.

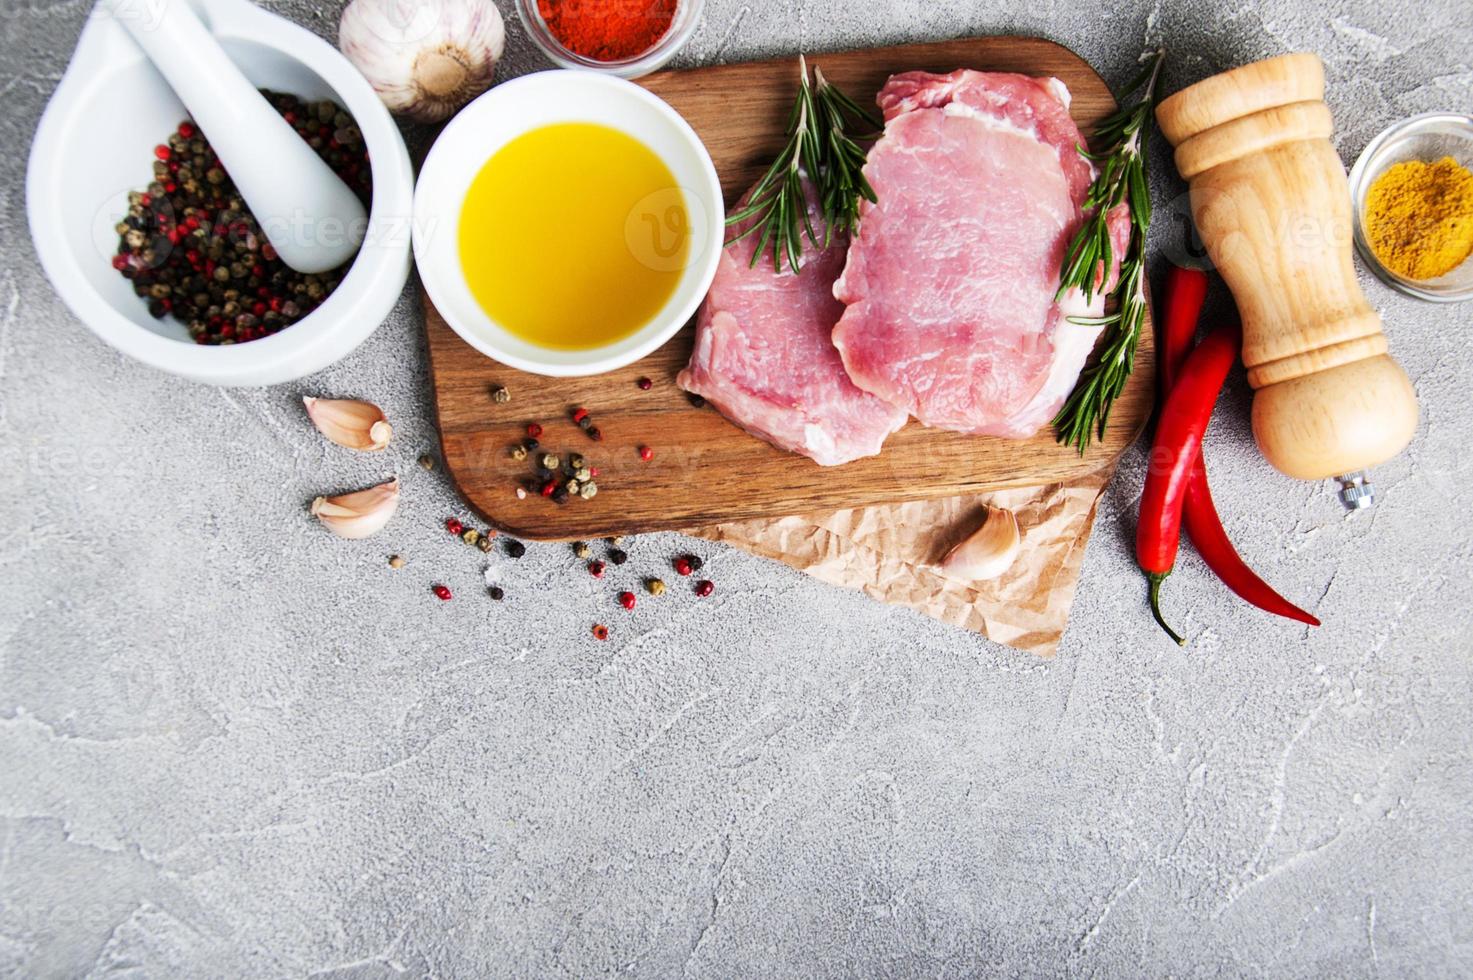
xmin=426 ymin=36 xmax=1154 ymax=540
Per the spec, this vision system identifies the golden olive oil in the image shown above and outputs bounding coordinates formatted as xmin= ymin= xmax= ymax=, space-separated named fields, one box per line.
xmin=458 ymin=122 xmax=690 ymax=350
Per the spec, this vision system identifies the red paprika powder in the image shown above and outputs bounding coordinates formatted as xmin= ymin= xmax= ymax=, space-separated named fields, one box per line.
xmin=537 ymin=0 xmax=678 ymax=62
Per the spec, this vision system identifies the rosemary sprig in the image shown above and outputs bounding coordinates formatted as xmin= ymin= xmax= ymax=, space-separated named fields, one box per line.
xmin=1052 ymin=49 xmax=1166 ymax=454
xmin=725 ymin=56 xmax=879 ymax=273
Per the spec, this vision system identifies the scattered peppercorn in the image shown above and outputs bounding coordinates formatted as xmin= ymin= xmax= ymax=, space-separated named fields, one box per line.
xmin=523 ymin=437 xmax=540 ymax=451
xmin=488 ymin=586 xmax=504 ymax=601
xmin=608 ymin=548 xmax=628 ymax=566
xmin=418 ymin=454 xmax=436 ymax=471
xmin=695 ymin=579 xmax=715 ymax=597
xmin=592 ymin=623 xmax=609 ymax=641
xmin=433 ymin=584 xmax=452 ymax=600
xmin=541 ymin=453 xmax=560 ymax=470
xmin=618 ymin=591 xmax=636 ymax=610
xmin=527 ymin=423 xmax=543 ymax=438
xmin=388 ymin=554 xmax=405 ymax=569
xmin=637 ymin=377 xmax=653 ymax=390
xmin=573 ymin=541 xmax=592 ymax=559
xmin=510 ymin=445 xmax=528 ymax=461
xmin=551 ymin=484 xmax=570 ymax=504
xmin=476 ymin=535 xmax=493 ymax=553
xmin=541 ymin=480 xmax=557 ymax=497
xmin=492 ymin=385 xmax=511 ymax=403
xmin=608 ymin=535 xmax=625 ymax=546
xmin=461 ymin=528 xmax=480 ymax=546
xmin=569 ymin=453 xmax=586 ymax=469
xmin=515 ymin=487 xmax=527 ymax=499
xmin=638 ymin=445 xmax=653 ymax=462
xmin=445 ymin=518 xmax=464 ymax=536
xmin=687 ymin=393 xmax=706 ymax=408
xmin=587 ymin=426 xmax=603 ymax=441
xmin=505 ymin=539 xmax=526 ymax=558
xmin=685 ymin=554 xmax=704 ymax=572
xmin=674 ymin=556 xmax=693 ymax=577
xmin=588 ymin=560 xmax=606 ymax=578
xmin=646 ymin=578 xmax=666 ymax=596
xmin=579 ymin=481 xmax=598 ymax=499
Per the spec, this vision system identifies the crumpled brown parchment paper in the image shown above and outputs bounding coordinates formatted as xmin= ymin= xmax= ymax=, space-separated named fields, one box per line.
xmin=692 ymin=471 xmax=1111 ymax=656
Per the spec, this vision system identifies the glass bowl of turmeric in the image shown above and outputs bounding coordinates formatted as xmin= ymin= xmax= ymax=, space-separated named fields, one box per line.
xmin=1350 ymin=112 xmax=1473 ymax=302
xmin=516 ymin=0 xmax=705 ymax=80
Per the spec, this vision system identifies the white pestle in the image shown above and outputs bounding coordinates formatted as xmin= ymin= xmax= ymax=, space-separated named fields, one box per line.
xmin=100 ymin=0 xmax=368 ymax=274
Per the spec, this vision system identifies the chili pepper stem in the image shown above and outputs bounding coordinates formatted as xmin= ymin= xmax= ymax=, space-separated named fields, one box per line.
xmin=1147 ymin=572 xmax=1186 ymax=646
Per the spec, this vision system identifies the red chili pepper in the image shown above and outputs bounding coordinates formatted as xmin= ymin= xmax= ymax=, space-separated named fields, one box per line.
xmin=1159 ymin=265 xmax=1320 ymax=628
xmin=1158 ymin=265 xmax=1209 ymax=407
xmin=1137 ymin=320 xmax=1242 ymax=644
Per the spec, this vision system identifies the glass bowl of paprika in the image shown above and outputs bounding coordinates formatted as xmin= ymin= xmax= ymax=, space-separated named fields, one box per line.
xmin=516 ymin=0 xmax=705 ymax=80
xmin=1349 ymin=112 xmax=1473 ymax=303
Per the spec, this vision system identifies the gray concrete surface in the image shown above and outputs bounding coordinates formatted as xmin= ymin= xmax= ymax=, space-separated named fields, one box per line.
xmin=3 ymin=0 xmax=1472 ymax=976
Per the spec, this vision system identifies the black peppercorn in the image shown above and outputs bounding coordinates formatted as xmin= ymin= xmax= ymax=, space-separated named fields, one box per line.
xmin=109 ymin=90 xmax=370 ymax=347
xmin=488 ymin=586 xmax=504 ymax=601
xmin=608 ymin=548 xmax=628 ymax=566
xmin=505 ymin=539 xmax=526 ymax=558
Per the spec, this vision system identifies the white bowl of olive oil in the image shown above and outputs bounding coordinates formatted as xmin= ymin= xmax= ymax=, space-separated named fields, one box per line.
xmin=413 ymin=70 xmax=723 ymax=377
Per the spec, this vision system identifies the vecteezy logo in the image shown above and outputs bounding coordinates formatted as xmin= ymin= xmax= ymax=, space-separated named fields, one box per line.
xmin=624 ymin=187 xmax=709 ymax=273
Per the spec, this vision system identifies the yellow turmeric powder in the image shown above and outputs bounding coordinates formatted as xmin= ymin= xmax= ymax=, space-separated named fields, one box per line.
xmin=1365 ymin=155 xmax=1473 ymax=280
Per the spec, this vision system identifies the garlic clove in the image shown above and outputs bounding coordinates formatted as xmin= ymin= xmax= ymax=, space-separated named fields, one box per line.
xmin=938 ymin=507 xmax=1021 ymax=581
xmin=303 ymin=396 xmax=392 ymax=451
xmin=339 ymin=0 xmax=506 ymax=123
xmin=311 ymin=477 xmax=400 ymax=539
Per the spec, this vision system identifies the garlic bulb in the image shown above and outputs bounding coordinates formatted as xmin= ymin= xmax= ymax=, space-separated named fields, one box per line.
xmin=938 ymin=507 xmax=1021 ymax=581
xmin=303 ymin=396 xmax=392 ymax=451
xmin=339 ymin=0 xmax=506 ymax=123
xmin=311 ymin=478 xmax=400 ymax=539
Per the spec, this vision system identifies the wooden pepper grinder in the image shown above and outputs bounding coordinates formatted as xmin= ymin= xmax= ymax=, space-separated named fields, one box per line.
xmin=1156 ymin=53 xmax=1418 ymax=509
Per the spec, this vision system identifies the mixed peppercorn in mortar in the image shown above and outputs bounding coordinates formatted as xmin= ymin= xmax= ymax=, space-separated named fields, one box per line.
xmin=110 ymin=90 xmax=372 ymax=345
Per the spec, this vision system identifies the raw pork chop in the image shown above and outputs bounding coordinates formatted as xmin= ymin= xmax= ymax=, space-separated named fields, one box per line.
xmin=678 ymin=179 xmax=908 ymax=466
xmin=832 ymin=70 xmax=1131 ymax=437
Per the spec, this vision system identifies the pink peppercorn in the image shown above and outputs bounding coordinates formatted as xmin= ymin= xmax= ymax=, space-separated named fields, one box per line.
xmin=618 ymin=591 xmax=636 ymax=610
xmin=695 ymin=580 xmax=714 ymax=598
xmin=432 ymin=584 xmax=452 ymax=601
